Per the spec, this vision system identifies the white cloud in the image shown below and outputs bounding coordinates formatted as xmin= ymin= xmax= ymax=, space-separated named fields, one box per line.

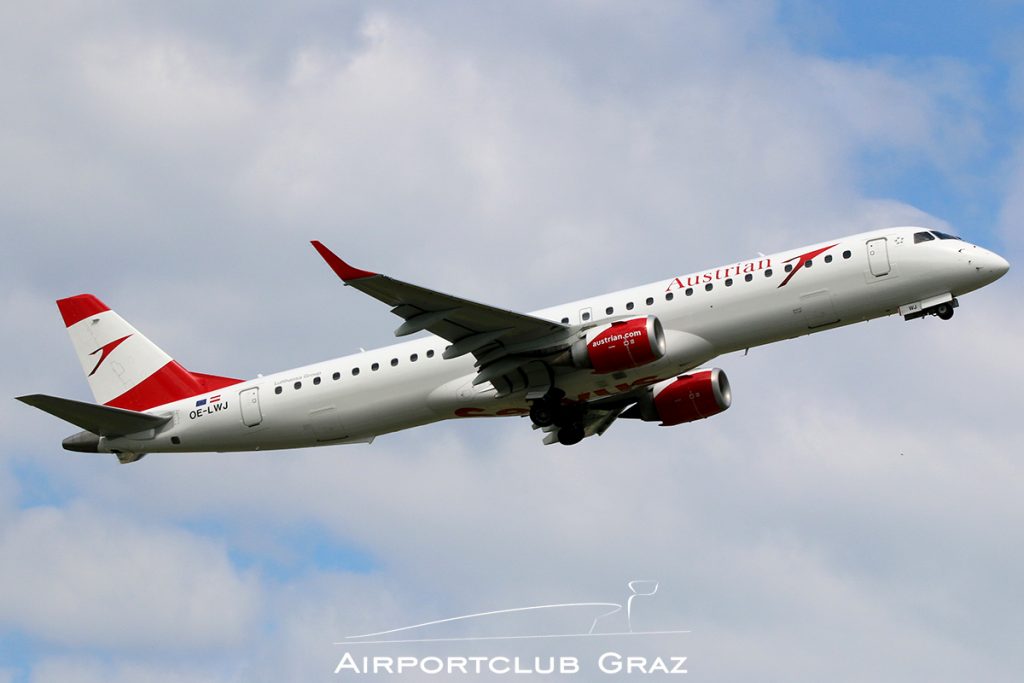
xmin=29 ymin=658 xmax=227 ymax=683
xmin=0 ymin=504 xmax=261 ymax=650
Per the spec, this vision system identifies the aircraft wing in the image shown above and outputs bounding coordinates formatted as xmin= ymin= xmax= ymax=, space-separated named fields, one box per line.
xmin=312 ymin=242 xmax=574 ymax=395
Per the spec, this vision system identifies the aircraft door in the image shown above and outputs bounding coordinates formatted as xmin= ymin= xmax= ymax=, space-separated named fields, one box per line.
xmin=866 ymin=238 xmax=891 ymax=277
xmin=239 ymin=387 xmax=262 ymax=427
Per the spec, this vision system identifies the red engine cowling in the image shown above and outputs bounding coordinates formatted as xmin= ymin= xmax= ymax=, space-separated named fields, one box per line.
xmin=641 ymin=368 xmax=732 ymax=426
xmin=571 ymin=316 xmax=666 ymax=373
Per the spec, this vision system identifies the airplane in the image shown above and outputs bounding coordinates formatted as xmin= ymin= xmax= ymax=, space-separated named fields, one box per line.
xmin=17 ymin=226 xmax=1009 ymax=463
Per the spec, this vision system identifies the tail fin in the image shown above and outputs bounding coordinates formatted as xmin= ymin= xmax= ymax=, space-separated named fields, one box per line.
xmin=57 ymin=294 xmax=242 ymax=411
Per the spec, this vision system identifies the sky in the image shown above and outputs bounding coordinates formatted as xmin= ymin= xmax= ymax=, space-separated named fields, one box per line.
xmin=1 ymin=1 xmax=1023 ymax=681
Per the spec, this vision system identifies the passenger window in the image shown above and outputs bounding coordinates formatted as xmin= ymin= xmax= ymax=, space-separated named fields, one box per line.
xmin=725 ymin=278 xmax=733 ymax=286
xmin=824 ymin=254 xmax=833 ymax=263
xmin=582 ymin=312 xmax=591 ymax=321
xmin=745 ymin=273 xmax=753 ymax=282
xmin=843 ymin=250 xmax=852 ymax=259
xmin=805 ymin=259 xmax=813 ymax=268
xmin=410 ymin=353 xmax=418 ymax=362
xmin=705 ymin=283 xmax=713 ymax=291
xmin=391 ymin=358 xmax=398 ymax=367
xmin=785 ymin=264 xmax=793 ymax=273
xmin=685 ymin=288 xmax=693 ymax=296
xmin=561 ymin=317 xmax=569 ymax=324
xmin=371 ymin=362 xmax=379 ymax=371
xmin=294 ymin=381 xmax=302 ymax=390
xmin=665 ymin=292 xmax=674 ymax=301
xmin=333 ymin=371 xmax=341 ymax=380
xmin=765 ymin=269 xmax=773 ymax=277
xmin=626 ymin=302 xmax=634 ymax=311
xmin=427 ymin=350 xmax=435 ymax=358
xmin=275 ymin=386 xmax=282 ymax=395
xmin=352 ymin=367 xmax=360 ymax=376
xmin=646 ymin=297 xmax=654 ymax=306
xmin=606 ymin=306 xmax=614 ymax=315
xmin=313 ymin=376 xmax=321 ymax=385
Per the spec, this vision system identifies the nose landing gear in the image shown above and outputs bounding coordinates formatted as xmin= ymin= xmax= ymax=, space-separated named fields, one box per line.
xmin=901 ymin=297 xmax=959 ymax=322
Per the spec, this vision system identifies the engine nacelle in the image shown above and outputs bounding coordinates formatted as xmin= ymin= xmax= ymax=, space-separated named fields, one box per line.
xmin=627 ymin=368 xmax=732 ymax=426
xmin=571 ymin=316 xmax=667 ymax=374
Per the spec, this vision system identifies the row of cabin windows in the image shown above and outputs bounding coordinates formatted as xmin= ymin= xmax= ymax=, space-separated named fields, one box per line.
xmin=559 ymin=249 xmax=854 ymax=322
xmin=273 ymin=348 xmax=438 ymax=394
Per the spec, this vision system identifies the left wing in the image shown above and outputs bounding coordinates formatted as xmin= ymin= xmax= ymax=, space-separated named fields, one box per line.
xmin=311 ymin=241 xmax=575 ymax=396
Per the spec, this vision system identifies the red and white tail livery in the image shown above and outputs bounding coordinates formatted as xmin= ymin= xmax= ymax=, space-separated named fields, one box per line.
xmin=19 ymin=226 xmax=1009 ymax=463
xmin=57 ymin=294 xmax=241 ymax=412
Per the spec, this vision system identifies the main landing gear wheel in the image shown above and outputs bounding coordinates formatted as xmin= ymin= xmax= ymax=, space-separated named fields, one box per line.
xmin=934 ymin=303 xmax=954 ymax=320
xmin=529 ymin=400 xmax=558 ymax=428
xmin=556 ymin=423 xmax=585 ymax=446
xmin=529 ymin=389 xmax=565 ymax=428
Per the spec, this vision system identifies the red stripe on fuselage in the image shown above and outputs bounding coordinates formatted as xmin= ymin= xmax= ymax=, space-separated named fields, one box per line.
xmin=56 ymin=294 xmax=110 ymax=328
xmin=104 ymin=361 xmax=244 ymax=412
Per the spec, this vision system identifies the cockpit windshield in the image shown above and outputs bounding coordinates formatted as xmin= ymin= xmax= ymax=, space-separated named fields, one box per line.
xmin=931 ymin=231 xmax=961 ymax=240
xmin=913 ymin=231 xmax=935 ymax=244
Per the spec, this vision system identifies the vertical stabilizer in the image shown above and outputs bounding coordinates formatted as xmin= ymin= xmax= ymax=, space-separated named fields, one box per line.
xmin=56 ymin=294 xmax=241 ymax=411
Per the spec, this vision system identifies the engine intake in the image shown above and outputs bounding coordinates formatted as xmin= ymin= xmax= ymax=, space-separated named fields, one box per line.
xmin=571 ymin=316 xmax=666 ymax=374
xmin=625 ymin=368 xmax=732 ymax=426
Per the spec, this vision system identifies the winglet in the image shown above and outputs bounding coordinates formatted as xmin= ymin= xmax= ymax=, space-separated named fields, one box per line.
xmin=310 ymin=241 xmax=377 ymax=281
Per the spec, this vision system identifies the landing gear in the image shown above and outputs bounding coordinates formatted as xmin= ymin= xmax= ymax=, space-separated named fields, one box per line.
xmin=529 ymin=399 xmax=558 ymax=428
xmin=556 ymin=423 xmax=585 ymax=446
xmin=529 ymin=388 xmax=586 ymax=446
xmin=904 ymin=298 xmax=959 ymax=322
xmin=529 ymin=389 xmax=565 ymax=428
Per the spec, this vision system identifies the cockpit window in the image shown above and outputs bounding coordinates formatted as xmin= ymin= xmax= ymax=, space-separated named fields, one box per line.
xmin=932 ymin=231 xmax=961 ymax=240
xmin=913 ymin=231 xmax=935 ymax=244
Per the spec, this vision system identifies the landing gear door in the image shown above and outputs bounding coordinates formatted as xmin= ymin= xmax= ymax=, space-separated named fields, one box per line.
xmin=866 ymin=238 xmax=891 ymax=277
xmin=239 ymin=387 xmax=262 ymax=427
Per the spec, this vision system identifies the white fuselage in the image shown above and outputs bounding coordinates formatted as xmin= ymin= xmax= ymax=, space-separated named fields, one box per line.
xmin=100 ymin=227 xmax=1008 ymax=454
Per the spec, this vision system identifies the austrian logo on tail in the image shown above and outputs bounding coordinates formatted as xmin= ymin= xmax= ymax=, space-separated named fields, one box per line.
xmin=87 ymin=334 xmax=132 ymax=377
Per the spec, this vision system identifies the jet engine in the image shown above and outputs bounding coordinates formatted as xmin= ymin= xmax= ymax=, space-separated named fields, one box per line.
xmin=570 ymin=316 xmax=667 ymax=373
xmin=623 ymin=368 xmax=732 ymax=426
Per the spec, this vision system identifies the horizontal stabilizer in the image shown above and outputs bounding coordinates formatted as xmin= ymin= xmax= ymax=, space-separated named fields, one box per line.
xmin=16 ymin=394 xmax=171 ymax=437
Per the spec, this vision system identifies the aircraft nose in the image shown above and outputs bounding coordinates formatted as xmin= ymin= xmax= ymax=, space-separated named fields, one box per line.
xmin=960 ymin=244 xmax=1010 ymax=284
xmin=984 ymin=251 xmax=1010 ymax=279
